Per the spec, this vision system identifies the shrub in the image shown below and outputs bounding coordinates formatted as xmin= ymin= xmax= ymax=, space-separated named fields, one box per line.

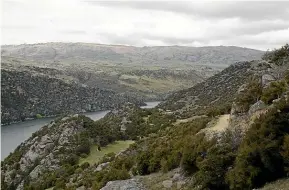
xmin=261 ymin=80 xmax=287 ymax=104
xmin=281 ymin=135 xmax=289 ymax=174
xmin=206 ymin=103 xmax=231 ymax=117
xmin=54 ymin=179 xmax=66 ymax=189
xmin=235 ymin=76 xmax=262 ymax=112
xmin=160 ymin=158 xmax=169 ymax=173
xmin=226 ymin=105 xmax=289 ymax=189
xmin=36 ymin=114 xmax=43 ymax=119
xmin=80 ymin=162 xmax=90 ymax=170
xmin=61 ymin=154 xmax=79 ymax=165
xmin=195 ymin=144 xmax=235 ymax=189
xmin=181 ymin=134 xmax=216 ymax=175
xmin=262 ymin=44 xmax=289 ymax=65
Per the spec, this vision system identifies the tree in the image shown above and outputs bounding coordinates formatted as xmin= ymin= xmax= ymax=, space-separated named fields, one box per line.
xmin=226 ymin=106 xmax=289 ymax=189
xmin=235 ymin=76 xmax=262 ymax=112
xmin=261 ymin=80 xmax=287 ymax=104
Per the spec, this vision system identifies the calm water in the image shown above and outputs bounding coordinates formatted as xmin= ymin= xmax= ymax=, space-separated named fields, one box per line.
xmin=1 ymin=102 xmax=160 ymax=160
xmin=140 ymin=101 xmax=160 ymax=109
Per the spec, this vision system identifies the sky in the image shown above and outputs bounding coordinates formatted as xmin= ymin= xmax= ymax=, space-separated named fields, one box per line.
xmin=1 ymin=0 xmax=289 ymax=50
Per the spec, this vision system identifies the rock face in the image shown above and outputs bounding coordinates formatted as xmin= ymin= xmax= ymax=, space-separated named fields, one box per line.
xmin=100 ymin=179 xmax=146 ymax=190
xmin=1 ymin=115 xmax=88 ymax=189
xmin=1 ymin=68 xmax=143 ymax=124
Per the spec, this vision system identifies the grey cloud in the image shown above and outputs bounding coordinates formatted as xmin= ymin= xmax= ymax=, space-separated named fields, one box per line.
xmin=97 ymin=27 xmax=289 ymax=50
xmin=99 ymin=32 xmax=212 ymax=47
xmin=85 ymin=1 xmax=289 ymax=21
xmin=226 ymin=36 xmax=288 ymax=50
xmin=97 ymin=18 xmax=289 ymax=47
xmin=231 ymin=21 xmax=289 ymax=36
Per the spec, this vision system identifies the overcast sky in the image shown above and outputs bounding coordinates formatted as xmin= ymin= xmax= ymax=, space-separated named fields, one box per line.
xmin=2 ymin=0 xmax=289 ymax=50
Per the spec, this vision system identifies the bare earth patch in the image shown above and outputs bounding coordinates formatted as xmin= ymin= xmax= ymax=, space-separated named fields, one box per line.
xmin=199 ymin=114 xmax=230 ymax=138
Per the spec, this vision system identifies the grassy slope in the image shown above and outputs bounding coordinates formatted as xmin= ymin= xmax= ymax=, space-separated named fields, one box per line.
xmin=79 ymin=140 xmax=135 ymax=165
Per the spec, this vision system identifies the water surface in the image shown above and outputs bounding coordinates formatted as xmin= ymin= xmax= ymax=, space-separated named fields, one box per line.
xmin=1 ymin=111 xmax=109 ymax=160
xmin=1 ymin=102 xmax=160 ymax=160
xmin=140 ymin=101 xmax=161 ymax=109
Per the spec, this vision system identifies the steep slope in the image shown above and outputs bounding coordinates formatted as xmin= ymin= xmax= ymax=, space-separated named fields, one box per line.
xmin=1 ymin=43 xmax=263 ymax=100
xmin=159 ymin=60 xmax=277 ymax=118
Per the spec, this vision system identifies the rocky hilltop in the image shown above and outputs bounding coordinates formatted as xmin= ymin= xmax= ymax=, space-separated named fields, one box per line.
xmin=1 ymin=43 xmax=263 ymax=66
xmin=1 ymin=43 xmax=263 ymax=100
xmin=1 ymin=66 xmax=143 ymax=125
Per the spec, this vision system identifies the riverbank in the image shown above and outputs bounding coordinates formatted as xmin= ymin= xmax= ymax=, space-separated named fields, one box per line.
xmin=1 ymin=102 xmax=160 ymax=160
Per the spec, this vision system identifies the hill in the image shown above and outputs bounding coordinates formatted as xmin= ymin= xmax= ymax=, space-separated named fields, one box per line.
xmin=1 ymin=65 xmax=143 ymax=124
xmin=1 ymin=43 xmax=264 ymax=100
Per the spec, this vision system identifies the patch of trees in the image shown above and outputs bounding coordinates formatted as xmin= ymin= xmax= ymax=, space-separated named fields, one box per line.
xmin=262 ymin=44 xmax=289 ymax=65
xmin=261 ymin=80 xmax=287 ymax=104
xmin=226 ymin=104 xmax=289 ymax=189
xmin=235 ymin=76 xmax=262 ymax=112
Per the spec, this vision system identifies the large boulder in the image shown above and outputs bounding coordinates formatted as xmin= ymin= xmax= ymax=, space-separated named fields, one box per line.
xmin=248 ymin=100 xmax=267 ymax=116
xmin=100 ymin=179 xmax=146 ymax=190
xmin=162 ymin=180 xmax=173 ymax=188
xmin=262 ymin=74 xmax=275 ymax=87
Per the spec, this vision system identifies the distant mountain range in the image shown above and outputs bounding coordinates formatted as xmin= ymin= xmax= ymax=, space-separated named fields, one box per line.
xmin=1 ymin=43 xmax=264 ymax=100
xmin=1 ymin=43 xmax=263 ymax=67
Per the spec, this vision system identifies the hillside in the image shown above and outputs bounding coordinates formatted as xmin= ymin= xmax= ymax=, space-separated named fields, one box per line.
xmin=1 ymin=43 xmax=263 ymax=100
xmin=158 ymin=60 xmax=272 ymax=117
xmin=2 ymin=45 xmax=288 ymax=190
xmin=1 ymin=66 xmax=143 ymax=125
xmin=159 ymin=45 xmax=289 ymax=118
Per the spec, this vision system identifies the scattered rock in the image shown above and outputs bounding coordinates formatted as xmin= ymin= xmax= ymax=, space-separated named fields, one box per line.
xmin=172 ymin=173 xmax=181 ymax=181
xmin=95 ymin=162 xmax=110 ymax=172
xmin=100 ymin=179 xmax=145 ymax=190
xmin=76 ymin=186 xmax=86 ymax=190
xmin=177 ymin=181 xmax=186 ymax=189
xmin=162 ymin=180 xmax=173 ymax=188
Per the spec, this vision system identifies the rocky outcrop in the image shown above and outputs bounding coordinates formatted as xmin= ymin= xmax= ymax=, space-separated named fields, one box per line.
xmin=1 ymin=69 xmax=143 ymax=124
xmin=100 ymin=179 xmax=146 ymax=190
xmin=159 ymin=60 xmax=285 ymax=118
xmin=262 ymin=74 xmax=275 ymax=87
xmin=248 ymin=100 xmax=267 ymax=116
xmin=1 ymin=115 xmax=89 ymax=189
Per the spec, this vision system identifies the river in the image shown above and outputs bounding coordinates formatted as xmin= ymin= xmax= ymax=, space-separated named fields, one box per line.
xmin=1 ymin=101 xmax=160 ymax=160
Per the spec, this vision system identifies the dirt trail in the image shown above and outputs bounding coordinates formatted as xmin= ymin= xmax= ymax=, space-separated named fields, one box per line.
xmin=211 ymin=114 xmax=230 ymax=132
